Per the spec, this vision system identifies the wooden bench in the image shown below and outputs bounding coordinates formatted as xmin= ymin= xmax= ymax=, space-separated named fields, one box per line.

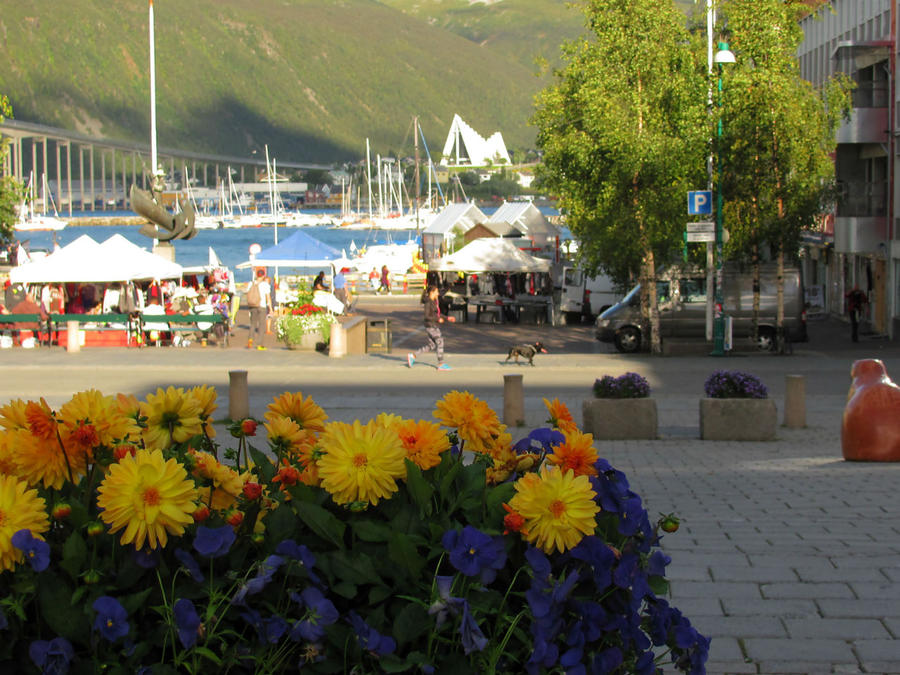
xmin=0 ymin=313 xmax=49 ymax=346
xmin=142 ymin=312 xmax=228 ymax=347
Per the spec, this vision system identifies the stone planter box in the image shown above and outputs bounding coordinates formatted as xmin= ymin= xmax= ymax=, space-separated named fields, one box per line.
xmin=700 ymin=398 xmax=777 ymax=441
xmin=285 ymin=331 xmax=323 ymax=351
xmin=582 ymin=398 xmax=658 ymax=440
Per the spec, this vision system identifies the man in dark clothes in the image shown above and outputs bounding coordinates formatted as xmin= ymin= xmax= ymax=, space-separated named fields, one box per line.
xmin=845 ymin=285 xmax=867 ymax=343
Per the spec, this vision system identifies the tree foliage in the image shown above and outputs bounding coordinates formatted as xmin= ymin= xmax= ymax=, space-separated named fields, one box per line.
xmin=533 ymin=0 xmax=706 ymax=353
xmin=0 ymin=93 xmax=23 ymax=244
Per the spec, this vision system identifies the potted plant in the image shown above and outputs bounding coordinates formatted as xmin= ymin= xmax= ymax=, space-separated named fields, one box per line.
xmin=276 ymin=303 xmax=336 ymax=350
xmin=0 ymin=388 xmax=710 ymax=673
xmin=700 ymin=370 xmax=777 ymax=440
xmin=582 ymin=372 xmax=657 ymax=439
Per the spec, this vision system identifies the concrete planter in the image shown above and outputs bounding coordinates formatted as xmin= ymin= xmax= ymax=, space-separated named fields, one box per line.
xmin=285 ymin=331 xmax=323 ymax=351
xmin=700 ymin=398 xmax=777 ymax=441
xmin=582 ymin=398 xmax=658 ymax=440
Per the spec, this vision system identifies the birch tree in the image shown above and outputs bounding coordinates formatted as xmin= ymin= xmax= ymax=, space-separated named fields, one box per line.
xmin=534 ymin=0 xmax=706 ymax=354
xmin=719 ymin=0 xmax=850 ymax=349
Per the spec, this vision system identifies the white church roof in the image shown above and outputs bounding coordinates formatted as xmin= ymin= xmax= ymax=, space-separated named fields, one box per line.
xmin=440 ymin=114 xmax=511 ymax=167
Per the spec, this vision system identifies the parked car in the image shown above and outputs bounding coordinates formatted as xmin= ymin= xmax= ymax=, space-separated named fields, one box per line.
xmin=596 ymin=263 xmax=808 ymax=353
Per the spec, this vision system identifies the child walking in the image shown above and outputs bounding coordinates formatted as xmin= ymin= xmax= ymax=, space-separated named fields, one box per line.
xmin=407 ymin=285 xmax=455 ymax=370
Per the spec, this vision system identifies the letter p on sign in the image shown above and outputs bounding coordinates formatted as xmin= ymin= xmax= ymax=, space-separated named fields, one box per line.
xmin=688 ymin=191 xmax=713 ymax=215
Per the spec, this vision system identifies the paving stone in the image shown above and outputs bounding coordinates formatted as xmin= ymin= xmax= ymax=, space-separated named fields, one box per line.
xmin=711 ymin=564 xmax=798 ymax=583
xmin=852 ymin=638 xmax=900 ymax=662
xmin=721 ymin=598 xmax=819 ymax=619
xmin=671 ymin=580 xmax=763 ymax=600
xmin=695 ymin=616 xmax=787 ymax=638
xmin=760 ymin=582 xmax=854 ymax=600
xmin=743 ymin=638 xmax=856 ymax=663
xmin=792 ymin=565 xmax=887 ymax=583
xmin=783 ymin=618 xmax=890 ymax=639
xmin=818 ymin=599 xmax=900 ymax=618
xmin=848 ymin=581 xmax=900 ymax=600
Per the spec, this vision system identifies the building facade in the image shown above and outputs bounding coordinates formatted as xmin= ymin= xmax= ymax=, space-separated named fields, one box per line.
xmin=798 ymin=0 xmax=897 ymax=337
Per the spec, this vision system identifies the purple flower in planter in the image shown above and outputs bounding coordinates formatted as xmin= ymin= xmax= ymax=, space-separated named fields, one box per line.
xmin=275 ymin=539 xmax=320 ymax=584
xmin=594 ymin=372 xmax=650 ymax=399
xmin=458 ymin=602 xmax=488 ymax=654
xmin=290 ymin=587 xmax=338 ymax=642
xmin=704 ymin=370 xmax=768 ymax=399
xmin=348 ymin=612 xmax=396 ymax=656
xmin=174 ymin=548 xmax=204 ymax=582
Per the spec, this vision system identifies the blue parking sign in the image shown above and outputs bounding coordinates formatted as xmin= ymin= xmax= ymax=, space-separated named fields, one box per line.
xmin=688 ymin=191 xmax=713 ymax=215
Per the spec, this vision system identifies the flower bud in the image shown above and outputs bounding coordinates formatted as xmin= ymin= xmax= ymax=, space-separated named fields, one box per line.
xmin=84 ymin=569 xmax=102 ymax=585
xmin=51 ymin=502 xmax=72 ymax=520
xmin=241 ymin=419 xmax=258 ymax=436
xmin=86 ymin=521 xmax=105 ymax=537
xmin=193 ymin=505 xmax=211 ymax=523
xmin=242 ymin=482 xmax=262 ymax=501
xmin=226 ymin=510 xmax=244 ymax=528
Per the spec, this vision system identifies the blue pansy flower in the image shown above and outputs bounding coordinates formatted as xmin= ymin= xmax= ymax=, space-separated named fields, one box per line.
xmin=290 ymin=587 xmax=339 ymax=642
xmin=441 ymin=526 xmax=506 ymax=584
xmin=92 ymin=596 xmax=130 ymax=642
xmin=29 ymin=636 xmax=74 ymax=675
xmin=458 ymin=602 xmax=488 ymax=655
xmin=131 ymin=546 xmax=160 ymax=569
xmin=427 ymin=575 xmax=464 ymax=629
xmin=174 ymin=598 xmax=201 ymax=649
xmin=513 ymin=428 xmax=565 ymax=454
xmin=193 ymin=525 xmax=236 ymax=558
xmin=348 ymin=612 xmax=396 ymax=656
xmin=570 ymin=536 xmax=615 ymax=591
xmin=11 ymin=529 xmax=50 ymax=572
xmin=591 ymin=646 xmax=623 ymax=673
xmin=174 ymin=548 xmax=205 ymax=582
xmin=647 ymin=550 xmax=671 ymax=577
xmin=276 ymin=540 xmax=321 ymax=584
xmin=262 ymin=616 xmax=289 ymax=644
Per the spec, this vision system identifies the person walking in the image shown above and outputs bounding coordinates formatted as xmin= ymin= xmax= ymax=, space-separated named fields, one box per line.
xmin=246 ymin=268 xmax=272 ymax=350
xmin=380 ymin=265 xmax=391 ymax=295
xmin=407 ymin=284 xmax=454 ymax=370
xmin=846 ymin=284 xmax=868 ymax=343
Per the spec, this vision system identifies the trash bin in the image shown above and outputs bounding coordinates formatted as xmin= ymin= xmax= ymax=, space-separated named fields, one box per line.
xmin=366 ymin=319 xmax=392 ymax=353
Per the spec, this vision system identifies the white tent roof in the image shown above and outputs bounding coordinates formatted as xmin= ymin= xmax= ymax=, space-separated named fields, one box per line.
xmin=423 ymin=202 xmax=488 ymax=236
xmin=488 ymin=201 xmax=559 ymax=237
xmin=430 ymin=238 xmax=551 ymax=273
xmin=440 ymin=114 xmax=511 ymax=167
xmin=9 ymin=234 xmax=182 ymax=284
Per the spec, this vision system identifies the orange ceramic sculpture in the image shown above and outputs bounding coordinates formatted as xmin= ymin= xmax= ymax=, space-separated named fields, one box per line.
xmin=841 ymin=359 xmax=900 ymax=461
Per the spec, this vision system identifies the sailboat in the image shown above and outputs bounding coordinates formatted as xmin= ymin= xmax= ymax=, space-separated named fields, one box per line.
xmin=128 ymin=0 xmax=195 ymax=242
xmin=15 ymin=172 xmax=67 ymax=232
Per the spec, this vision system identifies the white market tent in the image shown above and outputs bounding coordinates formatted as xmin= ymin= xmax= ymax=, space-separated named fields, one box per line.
xmin=430 ymin=238 xmax=551 ymax=273
xmin=9 ymin=234 xmax=183 ymax=284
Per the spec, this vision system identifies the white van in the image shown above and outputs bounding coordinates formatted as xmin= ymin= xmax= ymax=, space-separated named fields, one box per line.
xmin=560 ymin=265 xmax=620 ymax=320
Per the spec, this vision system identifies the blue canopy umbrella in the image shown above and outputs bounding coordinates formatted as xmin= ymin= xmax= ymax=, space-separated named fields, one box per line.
xmin=239 ymin=229 xmax=341 ymax=269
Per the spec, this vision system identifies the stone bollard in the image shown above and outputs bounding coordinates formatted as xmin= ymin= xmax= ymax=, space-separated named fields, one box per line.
xmin=329 ymin=323 xmax=347 ymax=358
xmin=503 ymin=374 xmax=525 ymax=427
xmin=66 ymin=321 xmax=80 ymax=353
xmin=784 ymin=374 xmax=806 ymax=428
xmin=229 ymin=369 xmax=249 ymax=421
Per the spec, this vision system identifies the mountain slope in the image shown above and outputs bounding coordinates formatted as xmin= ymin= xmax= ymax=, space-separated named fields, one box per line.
xmin=0 ymin=0 xmax=541 ymax=163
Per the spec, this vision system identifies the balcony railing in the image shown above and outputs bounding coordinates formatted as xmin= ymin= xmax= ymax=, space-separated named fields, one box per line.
xmin=836 ymin=180 xmax=888 ymax=217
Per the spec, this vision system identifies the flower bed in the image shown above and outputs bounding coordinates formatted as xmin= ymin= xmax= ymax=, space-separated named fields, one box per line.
xmin=701 ymin=370 xmax=775 ymax=441
xmin=584 ymin=374 xmax=657 ymax=440
xmin=0 ymin=389 xmax=709 ymax=673
xmin=276 ymin=305 xmax=336 ymax=348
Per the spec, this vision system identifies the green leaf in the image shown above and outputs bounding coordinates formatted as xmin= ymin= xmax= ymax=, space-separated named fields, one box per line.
xmin=438 ymin=459 xmax=462 ymax=502
xmin=350 ymin=520 xmax=394 ymax=542
xmin=391 ymin=602 xmax=429 ymax=647
xmin=367 ymin=585 xmax=392 ymax=605
xmin=267 ymin=503 xmax=298 ymax=544
xmin=38 ymin=573 xmax=88 ymax=643
xmin=649 ymin=576 xmax=669 ymax=596
xmin=332 ymin=581 xmax=357 ymax=598
xmin=119 ymin=587 xmax=153 ymax=616
xmin=293 ymin=501 xmax=346 ymax=549
xmin=194 ymin=646 xmax=224 ymax=666
xmin=379 ymin=655 xmax=416 ymax=673
xmin=388 ymin=532 xmax=424 ymax=580
xmin=60 ymin=531 xmax=88 ymax=582
xmin=328 ymin=550 xmax=382 ymax=586
xmin=248 ymin=445 xmax=276 ymax=483
xmin=404 ymin=460 xmax=434 ymax=516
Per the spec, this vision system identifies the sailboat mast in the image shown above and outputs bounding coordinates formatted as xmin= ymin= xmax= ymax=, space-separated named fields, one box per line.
xmin=366 ymin=138 xmax=373 ymax=219
xmin=414 ymin=116 xmax=421 ymax=231
xmin=149 ymin=0 xmax=158 ymax=173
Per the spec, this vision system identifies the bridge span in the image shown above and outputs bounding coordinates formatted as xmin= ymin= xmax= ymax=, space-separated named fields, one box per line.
xmin=0 ymin=118 xmax=332 ymax=215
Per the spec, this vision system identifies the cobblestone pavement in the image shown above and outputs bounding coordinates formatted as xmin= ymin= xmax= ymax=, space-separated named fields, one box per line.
xmin=1 ymin=294 xmax=899 ymax=674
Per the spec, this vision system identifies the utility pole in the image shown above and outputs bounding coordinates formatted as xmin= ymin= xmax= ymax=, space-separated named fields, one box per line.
xmin=414 ymin=116 xmax=421 ymax=231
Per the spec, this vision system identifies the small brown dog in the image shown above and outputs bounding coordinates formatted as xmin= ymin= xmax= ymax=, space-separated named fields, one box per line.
xmin=505 ymin=341 xmax=547 ymax=366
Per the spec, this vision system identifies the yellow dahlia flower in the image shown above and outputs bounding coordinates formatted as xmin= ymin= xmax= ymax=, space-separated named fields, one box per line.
xmin=13 ymin=431 xmax=85 ymax=490
xmin=190 ymin=450 xmax=245 ymax=511
xmin=374 ymin=413 xmax=402 ymax=431
xmin=433 ymin=391 xmax=501 ymax=454
xmin=0 ymin=474 xmax=49 ymax=571
xmin=96 ymin=448 xmax=198 ymax=550
xmin=394 ymin=419 xmax=450 ymax=470
xmin=0 ymin=399 xmax=29 ymax=432
xmin=317 ymin=420 xmax=406 ymax=506
xmin=265 ymin=392 xmax=327 ymax=432
xmin=264 ymin=416 xmax=308 ymax=450
xmin=508 ymin=465 xmax=600 ymax=554
xmin=543 ymin=397 xmax=578 ymax=434
xmin=141 ymin=387 xmax=204 ymax=449
xmin=59 ymin=390 xmax=139 ymax=446
xmin=0 ymin=432 xmax=18 ymax=476
xmin=189 ymin=385 xmax=218 ymax=439
xmin=547 ymin=430 xmax=598 ymax=477
xmin=25 ymin=399 xmax=58 ymax=441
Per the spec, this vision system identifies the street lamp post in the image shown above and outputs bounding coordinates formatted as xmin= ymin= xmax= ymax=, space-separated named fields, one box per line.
xmin=712 ymin=41 xmax=735 ymax=356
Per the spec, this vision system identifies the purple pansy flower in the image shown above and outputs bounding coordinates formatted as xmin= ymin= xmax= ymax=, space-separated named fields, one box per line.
xmin=92 ymin=596 xmax=129 ymax=642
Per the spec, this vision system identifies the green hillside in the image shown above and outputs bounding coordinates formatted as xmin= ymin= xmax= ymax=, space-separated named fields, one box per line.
xmin=0 ymin=0 xmax=541 ymax=164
